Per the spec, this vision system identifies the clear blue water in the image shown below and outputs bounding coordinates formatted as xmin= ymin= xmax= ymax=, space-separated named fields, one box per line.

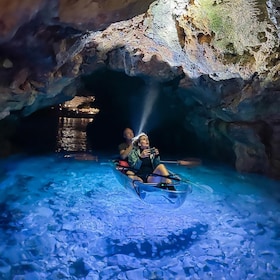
xmin=1 ymin=116 xmax=280 ymax=279
xmin=0 ymin=153 xmax=280 ymax=279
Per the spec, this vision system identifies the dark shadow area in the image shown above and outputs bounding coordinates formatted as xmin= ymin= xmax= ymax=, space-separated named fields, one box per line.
xmin=82 ymin=69 xmax=147 ymax=153
xmin=11 ymin=108 xmax=59 ymax=154
xmin=83 ymin=69 xmax=203 ymax=158
xmin=3 ymin=69 xmax=235 ymax=164
xmin=107 ymin=223 xmax=208 ymax=259
xmin=4 ymin=69 xmax=225 ymax=160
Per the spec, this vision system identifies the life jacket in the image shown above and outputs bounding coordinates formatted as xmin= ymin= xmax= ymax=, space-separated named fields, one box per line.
xmin=118 ymin=160 xmax=129 ymax=167
xmin=116 ymin=160 xmax=130 ymax=174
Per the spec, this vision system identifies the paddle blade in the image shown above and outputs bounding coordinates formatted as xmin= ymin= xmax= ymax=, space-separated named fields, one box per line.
xmin=177 ymin=158 xmax=201 ymax=166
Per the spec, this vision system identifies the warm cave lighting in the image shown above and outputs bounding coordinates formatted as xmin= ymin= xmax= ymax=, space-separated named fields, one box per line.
xmin=56 ymin=117 xmax=93 ymax=152
xmin=59 ymin=96 xmax=100 ymax=116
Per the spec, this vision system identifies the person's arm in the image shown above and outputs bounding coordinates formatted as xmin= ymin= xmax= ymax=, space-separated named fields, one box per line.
xmin=119 ymin=143 xmax=133 ymax=160
xmin=151 ymin=148 xmax=161 ymax=167
xmin=128 ymin=148 xmax=142 ymax=170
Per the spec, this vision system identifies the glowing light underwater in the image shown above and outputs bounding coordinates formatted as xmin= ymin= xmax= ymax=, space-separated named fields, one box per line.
xmin=0 ymin=155 xmax=280 ymax=279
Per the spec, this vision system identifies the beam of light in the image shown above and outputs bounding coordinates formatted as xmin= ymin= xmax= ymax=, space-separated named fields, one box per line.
xmin=136 ymin=81 xmax=159 ymax=135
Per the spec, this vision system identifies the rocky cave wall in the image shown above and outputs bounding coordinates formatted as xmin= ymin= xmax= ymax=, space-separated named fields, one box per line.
xmin=0 ymin=0 xmax=279 ymax=179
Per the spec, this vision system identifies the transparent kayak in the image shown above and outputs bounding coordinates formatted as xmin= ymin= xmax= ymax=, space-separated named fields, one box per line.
xmin=112 ymin=162 xmax=192 ymax=209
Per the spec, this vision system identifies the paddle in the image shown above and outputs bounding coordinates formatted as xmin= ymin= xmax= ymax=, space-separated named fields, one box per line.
xmin=148 ymin=172 xmax=213 ymax=193
xmin=115 ymin=161 xmax=213 ymax=193
xmin=64 ymin=153 xmax=98 ymax=161
xmin=161 ymin=158 xmax=201 ymax=167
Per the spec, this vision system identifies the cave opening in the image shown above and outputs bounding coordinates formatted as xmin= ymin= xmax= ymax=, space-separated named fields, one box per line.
xmin=7 ymin=69 xmax=236 ymax=165
xmin=81 ymin=69 xmax=201 ymax=158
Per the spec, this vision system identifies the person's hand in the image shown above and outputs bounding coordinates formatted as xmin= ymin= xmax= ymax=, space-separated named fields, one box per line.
xmin=154 ymin=148 xmax=159 ymax=156
xmin=140 ymin=148 xmax=150 ymax=158
xmin=150 ymin=147 xmax=159 ymax=156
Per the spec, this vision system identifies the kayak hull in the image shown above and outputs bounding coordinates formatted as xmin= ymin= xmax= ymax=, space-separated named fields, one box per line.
xmin=112 ymin=162 xmax=192 ymax=209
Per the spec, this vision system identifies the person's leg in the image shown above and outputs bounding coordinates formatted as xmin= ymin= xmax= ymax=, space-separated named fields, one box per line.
xmin=147 ymin=164 xmax=172 ymax=184
xmin=127 ymin=171 xmax=144 ymax=183
xmin=128 ymin=174 xmax=143 ymax=182
xmin=126 ymin=170 xmax=135 ymax=176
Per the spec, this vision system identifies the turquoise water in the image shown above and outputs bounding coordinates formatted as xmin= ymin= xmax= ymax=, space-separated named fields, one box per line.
xmin=0 ymin=153 xmax=279 ymax=279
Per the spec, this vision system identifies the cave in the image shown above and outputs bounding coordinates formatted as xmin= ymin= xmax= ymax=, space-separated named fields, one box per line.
xmin=0 ymin=1 xmax=280 ymax=279
xmin=0 ymin=0 xmax=279 ymax=178
xmin=81 ymin=69 xmax=208 ymax=158
xmin=10 ymin=68 xmax=236 ymax=163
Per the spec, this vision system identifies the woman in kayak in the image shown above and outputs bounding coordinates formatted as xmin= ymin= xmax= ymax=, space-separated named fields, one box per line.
xmin=128 ymin=132 xmax=171 ymax=183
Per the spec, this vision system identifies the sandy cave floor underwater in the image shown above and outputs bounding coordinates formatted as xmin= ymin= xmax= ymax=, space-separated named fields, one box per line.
xmin=0 ymin=153 xmax=280 ymax=279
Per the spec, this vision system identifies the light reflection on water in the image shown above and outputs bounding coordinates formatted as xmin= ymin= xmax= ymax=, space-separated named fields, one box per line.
xmin=56 ymin=117 xmax=93 ymax=152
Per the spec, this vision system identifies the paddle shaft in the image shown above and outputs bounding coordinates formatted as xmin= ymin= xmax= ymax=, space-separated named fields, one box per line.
xmin=161 ymin=159 xmax=201 ymax=166
xmin=161 ymin=160 xmax=178 ymax=164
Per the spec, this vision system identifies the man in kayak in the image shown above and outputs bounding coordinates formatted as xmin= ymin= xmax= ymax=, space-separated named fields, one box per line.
xmin=117 ymin=128 xmax=136 ymax=177
xmin=128 ymin=132 xmax=171 ymax=184
xmin=118 ymin=127 xmax=134 ymax=160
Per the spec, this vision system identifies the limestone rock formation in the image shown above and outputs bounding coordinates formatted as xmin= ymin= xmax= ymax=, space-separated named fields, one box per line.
xmin=0 ymin=0 xmax=279 ymax=178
